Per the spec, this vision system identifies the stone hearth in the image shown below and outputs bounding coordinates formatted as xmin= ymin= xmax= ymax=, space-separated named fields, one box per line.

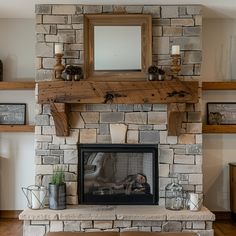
xmin=19 ymin=206 xmax=214 ymax=235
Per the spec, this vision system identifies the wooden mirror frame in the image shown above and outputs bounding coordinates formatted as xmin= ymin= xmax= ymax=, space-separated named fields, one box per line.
xmin=84 ymin=14 xmax=152 ymax=81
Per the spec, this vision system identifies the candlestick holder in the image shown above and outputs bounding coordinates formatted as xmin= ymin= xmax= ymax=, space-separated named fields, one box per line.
xmin=170 ymin=54 xmax=181 ymax=79
xmin=53 ymin=53 xmax=65 ymax=80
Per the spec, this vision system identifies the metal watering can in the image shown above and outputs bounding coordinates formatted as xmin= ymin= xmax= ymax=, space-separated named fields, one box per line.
xmin=22 ymin=185 xmax=47 ymax=209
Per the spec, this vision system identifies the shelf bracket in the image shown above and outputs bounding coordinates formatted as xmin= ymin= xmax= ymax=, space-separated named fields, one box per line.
xmin=50 ymin=102 xmax=70 ymax=136
xmin=167 ymin=103 xmax=186 ymax=136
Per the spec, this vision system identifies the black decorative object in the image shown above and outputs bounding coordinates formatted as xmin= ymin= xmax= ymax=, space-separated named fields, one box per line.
xmin=65 ymin=65 xmax=83 ymax=81
xmin=147 ymin=65 xmax=165 ymax=81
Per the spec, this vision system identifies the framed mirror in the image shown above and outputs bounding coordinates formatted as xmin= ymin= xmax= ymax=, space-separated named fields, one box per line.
xmin=84 ymin=14 xmax=152 ymax=81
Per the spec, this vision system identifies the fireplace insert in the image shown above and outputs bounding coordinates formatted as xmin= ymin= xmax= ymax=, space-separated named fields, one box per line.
xmin=78 ymin=144 xmax=158 ymax=205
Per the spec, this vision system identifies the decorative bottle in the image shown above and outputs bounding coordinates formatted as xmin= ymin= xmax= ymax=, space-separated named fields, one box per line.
xmin=165 ymin=179 xmax=184 ymax=210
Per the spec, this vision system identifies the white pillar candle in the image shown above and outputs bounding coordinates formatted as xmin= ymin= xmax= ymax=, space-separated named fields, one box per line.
xmin=31 ymin=187 xmax=40 ymax=209
xmin=55 ymin=43 xmax=63 ymax=54
xmin=171 ymin=45 xmax=180 ymax=55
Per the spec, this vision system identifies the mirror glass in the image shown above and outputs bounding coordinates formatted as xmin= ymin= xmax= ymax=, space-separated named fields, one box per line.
xmin=94 ymin=26 xmax=142 ymax=71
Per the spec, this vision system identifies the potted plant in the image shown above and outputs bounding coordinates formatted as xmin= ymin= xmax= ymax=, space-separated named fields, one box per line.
xmin=49 ymin=166 xmax=66 ymax=210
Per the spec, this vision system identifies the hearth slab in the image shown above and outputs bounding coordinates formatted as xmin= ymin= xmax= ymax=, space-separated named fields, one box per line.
xmin=19 ymin=205 xmax=215 ymax=221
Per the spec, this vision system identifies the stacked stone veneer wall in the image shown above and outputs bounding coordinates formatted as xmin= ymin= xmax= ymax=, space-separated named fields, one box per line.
xmin=35 ymin=4 xmax=202 ymax=206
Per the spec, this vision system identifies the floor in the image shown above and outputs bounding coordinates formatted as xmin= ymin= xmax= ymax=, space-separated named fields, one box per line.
xmin=0 ymin=219 xmax=236 ymax=236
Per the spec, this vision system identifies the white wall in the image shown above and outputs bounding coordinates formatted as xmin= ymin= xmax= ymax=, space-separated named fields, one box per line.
xmin=202 ymin=19 xmax=236 ymax=211
xmin=0 ymin=19 xmax=35 ymax=210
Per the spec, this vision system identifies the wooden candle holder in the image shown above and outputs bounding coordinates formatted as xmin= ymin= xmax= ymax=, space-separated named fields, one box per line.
xmin=54 ymin=53 xmax=65 ymax=80
xmin=170 ymin=54 xmax=181 ymax=79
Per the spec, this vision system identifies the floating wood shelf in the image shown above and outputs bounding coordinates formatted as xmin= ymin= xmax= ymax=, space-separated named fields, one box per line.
xmin=0 ymin=81 xmax=35 ymax=90
xmin=0 ymin=125 xmax=35 ymax=132
xmin=202 ymin=82 xmax=236 ymax=90
xmin=203 ymin=125 xmax=236 ymax=133
xmin=38 ymin=80 xmax=199 ymax=136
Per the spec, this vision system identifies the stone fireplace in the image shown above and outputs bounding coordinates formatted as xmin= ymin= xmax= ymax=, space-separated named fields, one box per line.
xmin=19 ymin=4 xmax=215 ymax=236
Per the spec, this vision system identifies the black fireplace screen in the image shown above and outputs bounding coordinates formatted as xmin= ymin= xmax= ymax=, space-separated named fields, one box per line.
xmin=78 ymin=144 xmax=158 ymax=204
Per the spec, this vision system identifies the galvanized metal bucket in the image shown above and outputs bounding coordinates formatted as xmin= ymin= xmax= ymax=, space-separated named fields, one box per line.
xmin=48 ymin=183 xmax=66 ymax=210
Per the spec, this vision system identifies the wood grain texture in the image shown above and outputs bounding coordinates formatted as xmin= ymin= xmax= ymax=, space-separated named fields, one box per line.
xmin=50 ymin=103 xmax=70 ymax=136
xmin=0 ymin=81 xmax=35 ymax=90
xmin=0 ymin=210 xmax=22 ymax=219
xmin=202 ymin=82 xmax=236 ymax=90
xmin=203 ymin=125 xmax=236 ymax=133
xmin=38 ymin=80 xmax=199 ymax=104
xmin=0 ymin=219 xmax=23 ymax=236
xmin=0 ymin=125 xmax=35 ymax=132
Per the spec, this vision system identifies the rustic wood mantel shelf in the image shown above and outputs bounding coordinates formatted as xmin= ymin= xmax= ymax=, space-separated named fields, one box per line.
xmin=38 ymin=80 xmax=199 ymax=136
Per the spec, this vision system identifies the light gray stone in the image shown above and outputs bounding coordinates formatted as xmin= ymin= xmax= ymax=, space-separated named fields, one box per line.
xmin=36 ymin=24 xmax=50 ymax=34
xmin=110 ymin=124 xmax=127 ymax=144
xmin=97 ymin=135 xmax=111 ymax=143
xmin=57 ymin=29 xmax=76 ymax=43
xmin=118 ymin=104 xmax=134 ymax=112
xmin=163 ymin=26 xmax=182 ymax=36
xmin=162 ymin=221 xmax=182 ymax=232
xmin=171 ymin=37 xmax=201 ymax=50
xmin=171 ymin=18 xmax=194 ymax=26
xmin=127 ymin=130 xmax=139 ymax=144
xmin=64 ymin=172 xmax=77 ymax=182
xmin=133 ymin=104 xmax=152 ymax=112
xmin=161 ymin=6 xmax=179 ymax=18
xmin=187 ymin=6 xmax=202 ymax=15
xmin=181 ymin=65 xmax=194 ymax=76
xmin=153 ymin=19 xmax=170 ymax=26
xmin=42 ymin=156 xmax=60 ymax=164
xmin=94 ymin=221 xmax=113 ymax=229
xmin=153 ymin=26 xmax=162 ymax=37
xmin=36 ymin=15 xmax=43 ymax=24
xmin=189 ymin=174 xmax=203 ymax=184
xmin=36 ymin=43 xmax=53 ymax=57
xmin=86 ymin=104 xmax=115 ymax=111
xmin=140 ymin=131 xmax=159 ymax=144
xmin=125 ymin=6 xmax=143 ymax=13
xmin=172 ymin=164 xmax=202 ymax=174
xmin=99 ymin=124 xmax=109 ymax=135
xmin=184 ymin=51 xmax=202 ymax=64
xmin=114 ymin=220 xmax=132 ymax=228
xmin=148 ymin=112 xmax=167 ymax=125
xmin=159 ymin=148 xmax=173 ymax=164
xmin=183 ymin=26 xmax=201 ymax=36
xmin=153 ymin=104 xmax=167 ymax=111
xmin=159 ymin=177 xmax=171 ymax=190
xmin=81 ymin=112 xmax=99 ymax=123
xmin=35 ymin=165 xmax=53 ymax=175
xmin=64 ymin=220 xmax=81 ymax=231
xmin=194 ymin=15 xmax=202 ymax=26
xmin=100 ymin=112 xmax=124 ymax=123
xmin=125 ymin=112 xmax=147 ymax=124
xmin=53 ymin=136 xmax=66 ymax=145
xmin=143 ymin=6 xmax=160 ymax=17
xmin=102 ymin=5 xmax=113 ymax=13
xmin=23 ymin=225 xmax=46 ymax=236
xmin=50 ymin=221 xmax=63 ymax=232
xmin=66 ymin=182 xmax=77 ymax=196
xmin=42 ymin=126 xmax=55 ymax=135
xmin=43 ymin=15 xmax=68 ymax=24
xmin=52 ymin=5 xmax=76 ymax=14
xmin=179 ymin=6 xmax=187 ymax=16
xmin=159 ymin=164 xmax=170 ymax=177
xmin=64 ymin=150 xmax=78 ymax=164
xmin=186 ymin=144 xmax=202 ymax=154
xmin=72 ymin=15 xmax=84 ymax=24
xmin=174 ymin=155 xmax=195 ymax=164
xmin=80 ymin=129 xmax=97 ymax=143
xmin=42 ymin=58 xmax=54 ymax=69
xmin=81 ymin=221 xmax=93 ymax=229
xmin=66 ymin=130 xmax=79 ymax=145
xmin=35 ymin=5 xmax=52 ymax=14
xmin=132 ymin=220 xmax=162 ymax=227
xmin=153 ymin=37 xmax=170 ymax=54
xmin=50 ymin=150 xmax=63 ymax=155
xmin=84 ymin=5 xmax=103 ymax=13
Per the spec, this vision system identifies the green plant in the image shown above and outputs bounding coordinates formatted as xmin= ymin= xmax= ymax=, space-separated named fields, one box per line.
xmin=50 ymin=166 xmax=65 ymax=185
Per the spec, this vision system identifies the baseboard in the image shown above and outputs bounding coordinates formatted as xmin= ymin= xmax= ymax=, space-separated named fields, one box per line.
xmin=0 ymin=210 xmax=22 ymax=219
xmin=213 ymin=211 xmax=232 ymax=220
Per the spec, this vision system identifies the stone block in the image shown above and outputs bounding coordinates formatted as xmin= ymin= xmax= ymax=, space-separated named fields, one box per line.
xmin=171 ymin=18 xmax=194 ymax=26
xmin=86 ymin=104 xmax=115 ymax=112
xmin=35 ymin=5 xmax=52 ymax=14
xmin=160 ymin=131 xmax=167 ymax=144
xmin=69 ymin=164 xmax=78 ymax=173
xmin=36 ymin=69 xmax=54 ymax=82
xmin=64 ymin=50 xmax=80 ymax=59
xmin=206 ymin=221 xmax=213 ymax=230
xmin=179 ymin=6 xmax=187 ymax=16
xmin=183 ymin=27 xmax=201 ymax=36
xmin=72 ymin=15 xmax=83 ymax=24
xmin=153 ymin=26 xmax=162 ymax=37
xmin=36 ymin=15 xmax=43 ymax=24
xmin=194 ymin=15 xmax=202 ymax=26
xmin=66 ymin=182 xmax=77 ymax=196
xmin=81 ymin=221 xmax=93 ymax=229
xmin=152 ymin=226 xmax=162 ymax=232
xmin=172 ymin=164 xmax=202 ymax=174
xmin=118 ymin=104 xmax=134 ymax=112
xmin=97 ymin=135 xmax=111 ymax=143
xmin=65 ymin=43 xmax=83 ymax=51
xmin=110 ymin=124 xmax=127 ymax=143
xmin=69 ymin=113 xmax=85 ymax=129
xmin=194 ymin=64 xmax=201 ymax=75
xmin=171 ymin=37 xmax=201 ymax=50
xmin=162 ymin=221 xmax=182 ymax=232
xmin=120 ymin=227 xmax=139 ymax=232
xmin=84 ymin=5 xmax=103 ymax=13
xmin=187 ymin=6 xmax=202 ymax=15
xmin=80 ymin=129 xmax=97 ymax=143
xmin=43 ymin=15 xmax=68 ymax=24
xmin=52 ymin=5 xmax=76 ymax=14
xmin=76 ymin=30 xmax=83 ymax=44
xmin=184 ymin=51 xmax=202 ymax=64
xmin=36 ymin=135 xmax=52 ymax=142
xmin=64 ymin=150 xmax=78 ymax=164
xmin=186 ymin=123 xmax=202 ymax=133
xmin=174 ymin=155 xmax=194 ymax=164
xmin=153 ymin=37 xmax=169 ymax=54
xmin=36 ymin=43 xmax=53 ymax=58
xmin=50 ymin=150 xmax=64 ymax=155
xmin=186 ymin=144 xmax=202 ymax=155
xmin=36 ymin=34 xmax=45 ymax=42
xmin=102 ymin=5 xmax=113 ymax=13
xmin=50 ymin=25 xmax=57 ymax=34
xmin=114 ymin=220 xmax=132 ymax=228
xmin=125 ymin=6 xmax=143 ymax=13
xmin=180 ymin=65 xmax=194 ymax=76
xmin=35 ymin=165 xmax=53 ymax=175
xmin=127 ymin=130 xmax=139 ymax=144
xmin=42 ymin=58 xmax=54 ymax=69
xmin=189 ymin=174 xmax=203 ymax=184
xmin=113 ymin=5 xmax=126 ymax=13
xmin=99 ymin=124 xmax=109 ymax=135
xmin=163 ymin=26 xmax=182 ymax=36
xmin=195 ymin=134 xmax=202 ymax=144
xmin=178 ymin=134 xmax=195 ymax=144
xmin=64 ymin=172 xmax=77 ymax=182
xmin=50 ymin=221 xmax=63 ymax=232
xmin=42 ymin=126 xmax=56 ymax=135
xmin=148 ymin=112 xmax=167 ymax=125
xmin=167 ymin=136 xmax=178 ymax=145
xmin=35 ymin=126 xmax=42 ymax=135
xmin=159 ymin=148 xmax=173 ymax=164
xmin=161 ymin=6 xmax=179 ymax=18
xmin=57 ymin=29 xmax=76 ymax=43
xmin=134 ymin=104 xmax=152 ymax=112
xmin=81 ymin=112 xmax=99 ymax=123
xmin=42 ymin=156 xmax=60 ymax=165
xmin=60 ymin=144 xmax=77 ymax=150
xmin=192 ymin=221 xmax=206 ymax=229
xmin=140 ymin=131 xmax=159 ymax=144
xmin=143 ymin=6 xmax=161 ymax=18
xmin=125 ymin=112 xmax=147 ymax=124
xmin=23 ymin=225 xmax=46 ymax=236
xmin=64 ymin=220 xmax=81 ymax=231
xmin=153 ymin=19 xmax=170 ymax=26
xmin=159 ymin=164 xmax=170 ymax=177
xmin=159 ymin=177 xmax=171 ymax=190
xmin=153 ymin=104 xmax=167 ymax=111
xmin=36 ymin=24 xmax=50 ymax=34
xmin=66 ymin=130 xmax=79 ymax=145
xmin=93 ymin=221 xmax=113 ymax=229
xmin=52 ymin=136 xmax=65 ymax=145
xmin=154 ymin=125 xmax=167 ymax=130
xmin=100 ymin=112 xmax=124 ymax=123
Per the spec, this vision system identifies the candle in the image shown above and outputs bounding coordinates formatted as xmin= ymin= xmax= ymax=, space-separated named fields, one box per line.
xmin=171 ymin=45 xmax=180 ymax=55
xmin=55 ymin=43 xmax=63 ymax=54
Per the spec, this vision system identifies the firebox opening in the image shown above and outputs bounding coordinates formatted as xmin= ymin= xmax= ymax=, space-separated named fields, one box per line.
xmin=78 ymin=144 xmax=158 ymax=205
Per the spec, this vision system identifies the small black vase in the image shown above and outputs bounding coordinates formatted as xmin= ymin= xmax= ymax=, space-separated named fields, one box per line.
xmin=48 ymin=183 xmax=66 ymax=210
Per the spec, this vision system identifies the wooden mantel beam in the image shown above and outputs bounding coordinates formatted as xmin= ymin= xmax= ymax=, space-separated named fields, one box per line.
xmin=37 ymin=80 xmax=199 ymax=104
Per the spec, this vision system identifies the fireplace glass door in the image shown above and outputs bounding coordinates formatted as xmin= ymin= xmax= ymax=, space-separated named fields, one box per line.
xmin=79 ymin=144 xmax=158 ymax=204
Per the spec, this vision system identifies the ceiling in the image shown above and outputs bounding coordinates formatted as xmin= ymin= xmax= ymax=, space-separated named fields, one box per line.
xmin=1 ymin=0 xmax=236 ymax=19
